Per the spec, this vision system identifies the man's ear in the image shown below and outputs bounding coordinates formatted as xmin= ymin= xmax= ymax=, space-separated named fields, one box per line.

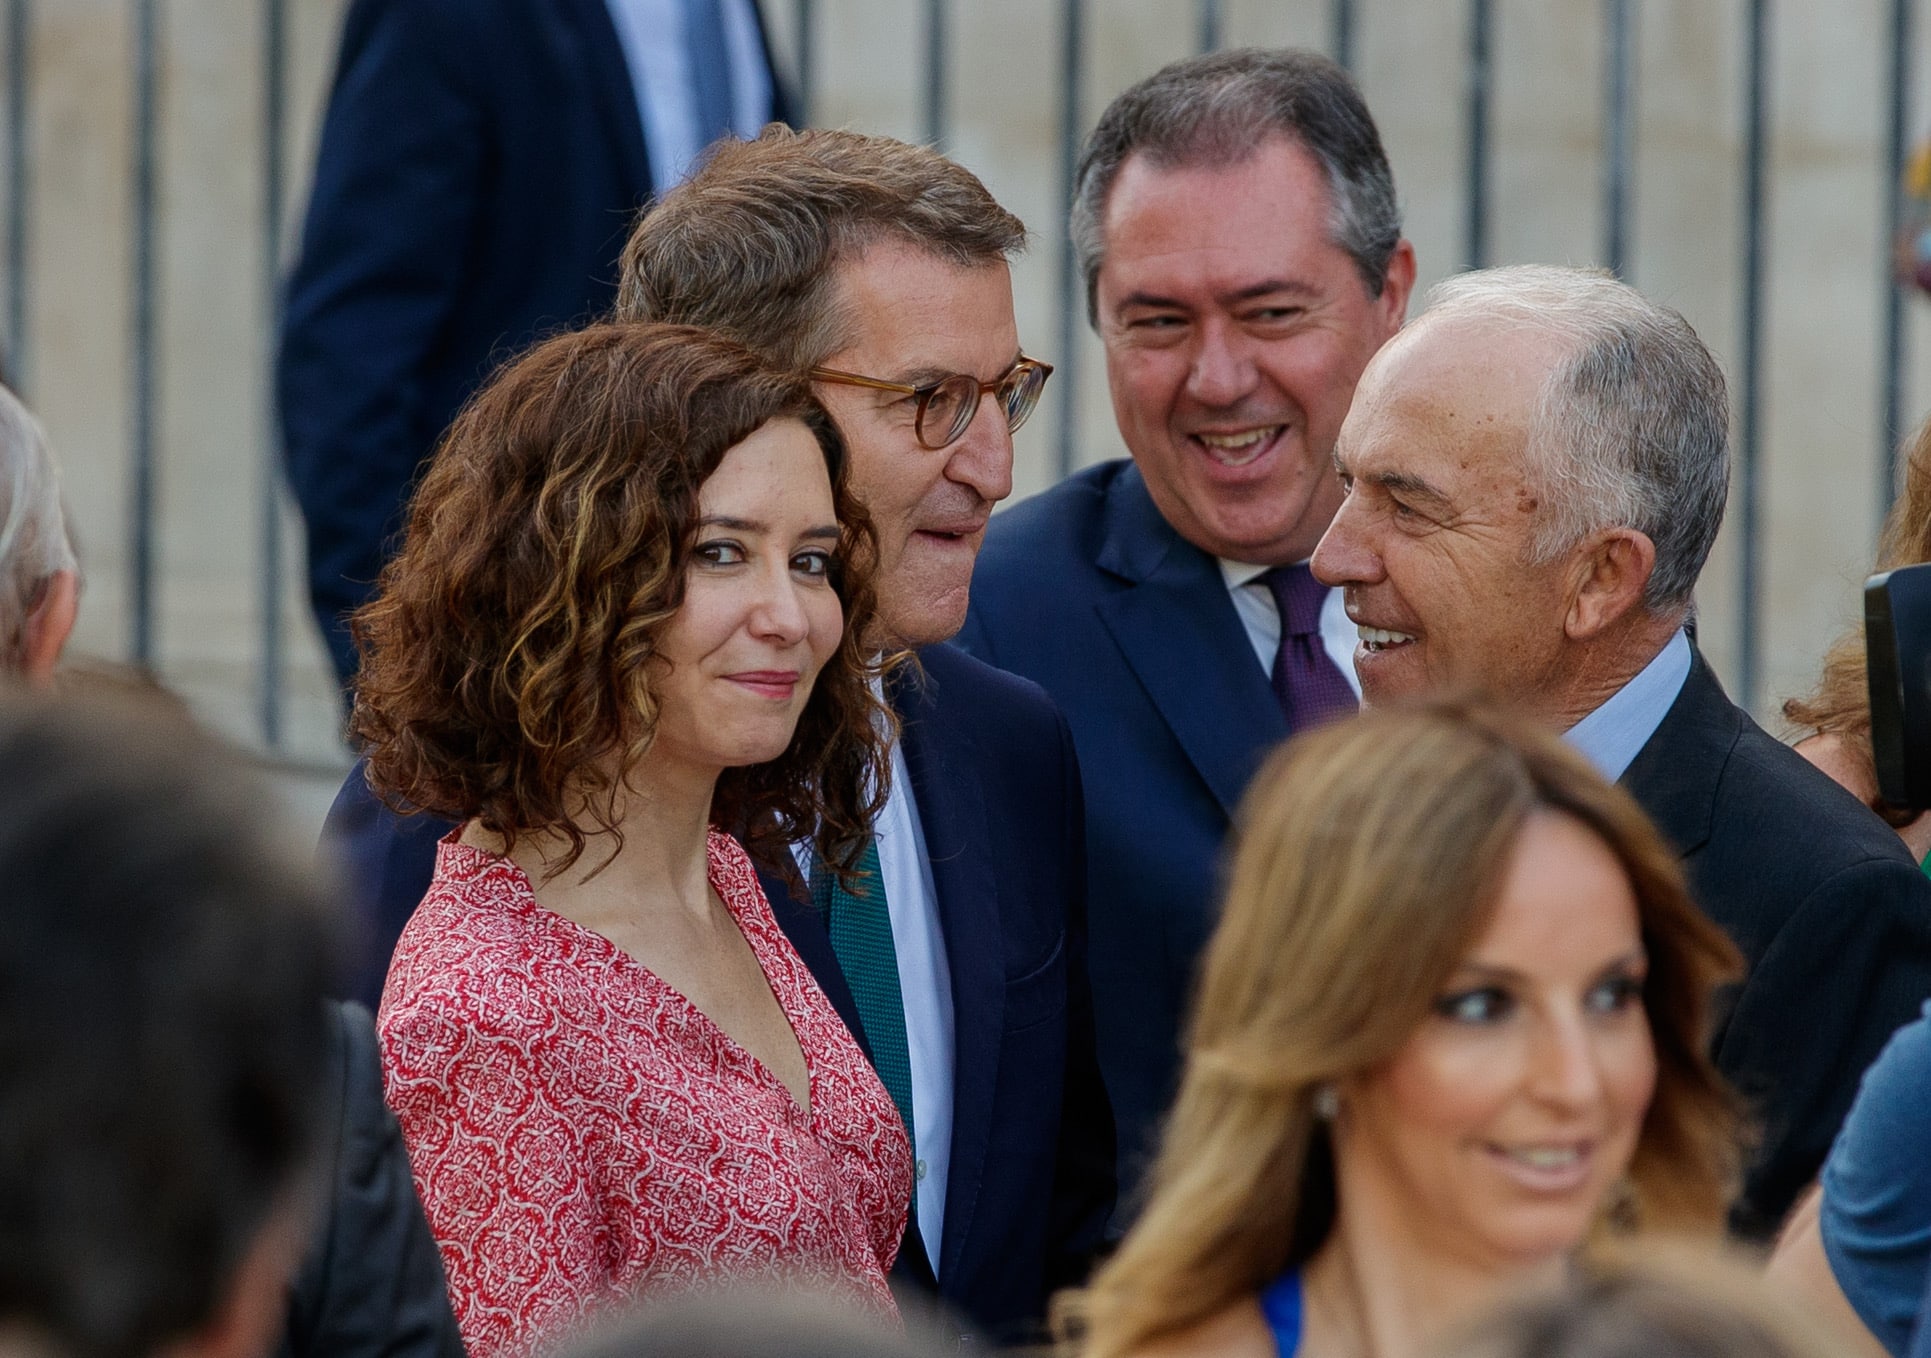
xmin=20 ymin=569 xmax=77 ymax=686
xmin=1376 ymin=239 xmax=1419 ymax=335
xmin=1565 ymin=529 xmax=1655 ymax=642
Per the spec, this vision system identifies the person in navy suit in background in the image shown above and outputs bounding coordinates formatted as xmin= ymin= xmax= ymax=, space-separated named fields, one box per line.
xmin=278 ymin=0 xmax=788 ymax=687
xmin=324 ymin=126 xmax=1115 ymax=1346
xmin=956 ymin=49 xmax=1415 ymax=1204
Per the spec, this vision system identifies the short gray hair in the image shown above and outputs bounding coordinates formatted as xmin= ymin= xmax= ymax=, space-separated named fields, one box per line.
xmin=1422 ymin=265 xmax=1730 ymax=614
xmin=0 ymin=384 xmax=77 ymax=667
xmin=1070 ymin=47 xmax=1402 ymax=323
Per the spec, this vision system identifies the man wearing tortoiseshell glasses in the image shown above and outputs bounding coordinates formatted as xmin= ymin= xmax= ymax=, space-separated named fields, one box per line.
xmin=324 ymin=125 xmax=1115 ymax=1347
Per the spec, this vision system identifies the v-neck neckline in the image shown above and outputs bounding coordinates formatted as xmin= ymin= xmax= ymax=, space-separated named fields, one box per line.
xmin=438 ymin=832 xmax=818 ymax=1122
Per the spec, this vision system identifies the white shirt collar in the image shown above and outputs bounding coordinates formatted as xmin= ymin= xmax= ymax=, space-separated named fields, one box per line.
xmin=1218 ymin=557 xmax=1274 ymax=591
xmin=1563 ymin=628 xmax=1693 ymax=782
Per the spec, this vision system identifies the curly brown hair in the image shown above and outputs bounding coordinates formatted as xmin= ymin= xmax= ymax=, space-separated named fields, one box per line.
xmin=349 ymin=322 xmax=892 ymax=879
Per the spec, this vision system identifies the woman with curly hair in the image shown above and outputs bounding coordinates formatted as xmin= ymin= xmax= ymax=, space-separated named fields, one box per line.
xmin=1058 ymin=698 xmax=1742 ymax=1358
xmin=353 ymin=322 xmax=910 ymax=1358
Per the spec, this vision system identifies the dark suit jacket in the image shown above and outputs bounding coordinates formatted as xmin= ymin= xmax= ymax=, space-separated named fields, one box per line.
xmin=276 ymin=1001 xmax=461 ymax=1358
xmin=1621 ymin=650 xmax=1931 ymax=1237
xmin=1912 ymin=1264 xmax=1931 ymax=1358
xmin=277 ymin=0 xmax=787 ymax=682
xmin=320 ymin=644 xmax=1114 ymax=1344
xmin=956 ymin=459 xmax=1287 ymax=1202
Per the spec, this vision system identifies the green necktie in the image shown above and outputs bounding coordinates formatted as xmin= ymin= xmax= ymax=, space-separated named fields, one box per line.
xmin=811 ymin=839 xmax=917 ymax=1158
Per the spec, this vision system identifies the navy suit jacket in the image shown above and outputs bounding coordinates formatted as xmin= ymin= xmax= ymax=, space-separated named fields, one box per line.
xmin=322 ymin=644 xmax=1114 ymax=1343
xmin=278 ymin=0 xmax=787 ymax=681
xmin=957 ymin=459 xmax=1286 ymax=1202
xmin=1621 ymin=649 xmax=1931 ymax=1237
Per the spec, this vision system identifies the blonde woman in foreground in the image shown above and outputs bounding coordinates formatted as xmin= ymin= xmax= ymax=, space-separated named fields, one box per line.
xmin=1059 ymin=698 xmax=1743 ymax=1358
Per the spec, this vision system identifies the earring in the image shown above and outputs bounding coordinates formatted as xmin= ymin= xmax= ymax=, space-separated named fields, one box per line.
xmin=1312 ymin=1083 xmax=1340 ymax=1121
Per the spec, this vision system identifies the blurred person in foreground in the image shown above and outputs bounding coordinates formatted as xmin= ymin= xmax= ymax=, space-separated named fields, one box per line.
xmin=0 ymin=695 xmax=334 ymax=1358
xmin=1310 ymin=263 xmax=1931 ymax=1237
xmin=332 ymin=126 xmax=1115 ymax=1345
xmin=358 ymin=322 xmax=913 ymax=1358
xmin=1783 ymin=413 xmax=1931 ymax=864
xmin=0 ymin=383 xmax=461 ymax=1358
xmin=1058 ymin=697 xmax=1741 ymax=1358
xmin=0 ymin=383 xmax=78 ymax=683
xmin=958 ymin=48 xmax=1415 ymax=1194
xmin=1437 ymin=1252 xmax=1839 ymax=1358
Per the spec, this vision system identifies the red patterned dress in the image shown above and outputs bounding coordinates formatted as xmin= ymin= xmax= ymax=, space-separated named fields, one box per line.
xmin=379 ymin=829 xmax=911 ymax=1358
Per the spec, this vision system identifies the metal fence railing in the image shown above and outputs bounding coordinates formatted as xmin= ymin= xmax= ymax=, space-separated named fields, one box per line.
xmin=0 ymin=0 xmax=1921 ymax=752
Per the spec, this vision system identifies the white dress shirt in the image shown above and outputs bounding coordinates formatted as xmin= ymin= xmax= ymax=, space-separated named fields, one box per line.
xmin=791 ymin=734 xmax=954 ymax=1274
xmin=1217 ymin=558 xmax=1363 ymax=698
xmin=873 ymin=737 xmax=954 ymax=1271
xmin=602 ymin=0 xmax=775 ymax=196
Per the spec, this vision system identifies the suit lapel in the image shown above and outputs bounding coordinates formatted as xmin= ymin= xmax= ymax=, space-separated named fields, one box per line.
xmin=550 ymin=0 xmax=654 ymax=202
xmin=1618 ymin=648 xmax=1739 ymax=859
xmin=893 ymin=660 xmax=1002 ymax=1287
xmin=1092 ymin=466 xmax=1287 ymax=817
xmin=755 ymin=862 xmax=875 ymax=1064
xmin=754 ymin=868 xmax=940 ymax=1292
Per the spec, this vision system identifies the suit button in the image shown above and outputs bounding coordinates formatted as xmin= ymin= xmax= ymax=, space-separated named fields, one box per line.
xmin=915 ymin=1158 xmax=928 ymax=1182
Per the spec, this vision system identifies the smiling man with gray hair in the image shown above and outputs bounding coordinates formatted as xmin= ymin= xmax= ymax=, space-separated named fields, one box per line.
xmin=1311 ymin=262 xmax=1931 ymax=1237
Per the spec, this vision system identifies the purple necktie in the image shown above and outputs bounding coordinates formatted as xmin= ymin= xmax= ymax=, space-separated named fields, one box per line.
xmin=1261 ymin=563 xmax=1358 ymax=732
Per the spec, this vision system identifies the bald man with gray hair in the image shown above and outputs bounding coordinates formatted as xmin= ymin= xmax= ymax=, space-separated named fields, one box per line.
xmin=1313 ymin=263 xmax=1931 ymax=1237
xmin=0 ymin=384 xmax=77 ymax=683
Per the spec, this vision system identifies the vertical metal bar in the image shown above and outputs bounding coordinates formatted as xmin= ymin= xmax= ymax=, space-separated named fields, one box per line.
xmin=1602 ymin=0 xmax=1634 ymax=277
xmin=1738 ymin=0 xmax=1769 ymax=711
xmin=1197 ymin=0 xmax=1222 ymax=54
xmin=260 ymin=0 xmax=286 ymax=747
xmin=1464 ymin=0 xmax=1492 ymax=271
xmin=4 ymin=0 xmax=28 ymax=389
xmin=1055 ymin=0 xmax=1083 ymax=481
xmin=130 ymin=0 xmax=159 ymax=673
xmin=923 ymin=0 xmax=945 ymax=148
xmin=1882 ymin=0 xmax=1912 ymax=514
xmin=1332 ymin=0 xmax=1356 ymax=71
xmin=794 ymin=0 xmax=813 ymax=126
